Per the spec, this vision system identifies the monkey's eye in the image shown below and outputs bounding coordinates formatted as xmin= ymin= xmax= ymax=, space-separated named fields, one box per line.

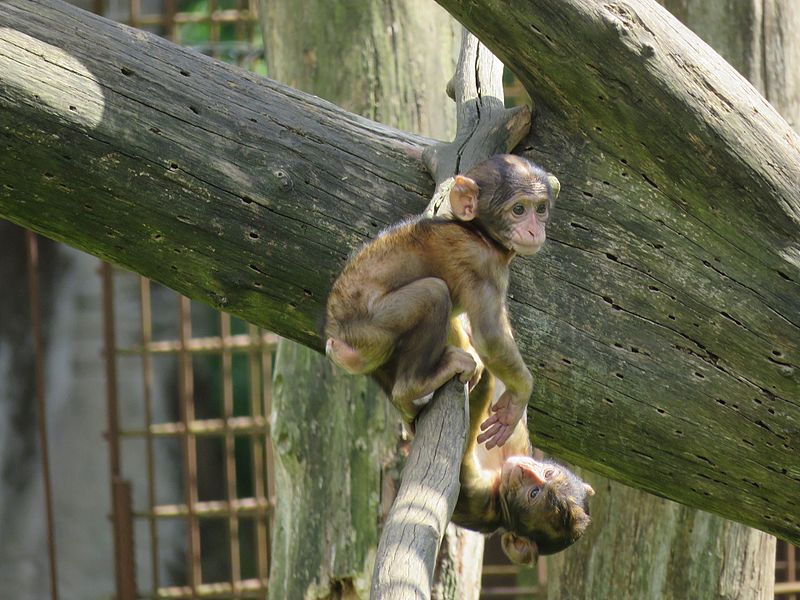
xmin=512 ymin=203 xmax=526 ymax=217
xmin=536 ymin=203 xmax=548 ymax=216
xmin=529 ymin=487 xmax=540 ymax=499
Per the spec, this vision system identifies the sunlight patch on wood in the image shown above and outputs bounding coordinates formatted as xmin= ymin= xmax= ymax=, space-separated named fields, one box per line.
xmin=0 ymin=28 xmax=104 ymax=128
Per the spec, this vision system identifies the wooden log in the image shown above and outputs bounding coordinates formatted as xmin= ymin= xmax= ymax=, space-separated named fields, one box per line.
xmin=0 ymin=0 xmax=432 ymax=349
xmin=434 ymin=0 xmax=800 ymax=545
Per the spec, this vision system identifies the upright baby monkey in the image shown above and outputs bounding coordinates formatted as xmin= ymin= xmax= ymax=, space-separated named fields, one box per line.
xmin=324 ymin=154 xmax=557 ymax=448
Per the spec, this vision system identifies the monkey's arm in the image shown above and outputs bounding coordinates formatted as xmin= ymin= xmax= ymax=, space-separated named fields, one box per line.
xmin=467 ymin=289 xmax=533 ymax=448
xmin=453 ymin=370 xmax=502 ymax=532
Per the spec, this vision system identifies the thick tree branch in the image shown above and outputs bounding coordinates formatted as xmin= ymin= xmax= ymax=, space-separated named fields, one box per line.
xmin=1 ymin=0 xmax=799 ymax=544
xmin=0 ymin=0 xmax=433 ymax=349
xmin=371 ymin=380 xmax=468 ymax=599
xmin=434 ymin=0 xmax=800 ymax=543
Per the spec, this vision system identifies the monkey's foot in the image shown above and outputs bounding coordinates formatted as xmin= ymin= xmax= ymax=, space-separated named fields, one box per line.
xmin=391 ymin=347 xmax=477 ymax=421
xmin=477 ymin=390 xmax=526 ymax=449
xmin=464 ymin=346 xmax=484 ymax=391
xmin=445 ymin=346 xmax=478 ymax=385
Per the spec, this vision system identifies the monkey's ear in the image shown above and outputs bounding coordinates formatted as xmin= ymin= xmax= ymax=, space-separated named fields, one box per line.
xmin=547 ymin=174 xmax=561 ymax=200
xmin=501 ymin=532 xmax=539 ymax=566
xmin=450 ymin=175 xmax=479 ymax=221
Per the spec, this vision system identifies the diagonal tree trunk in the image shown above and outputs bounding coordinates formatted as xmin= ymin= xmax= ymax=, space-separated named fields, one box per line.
xmin=548 ymin=2 xmax=798 ymax=597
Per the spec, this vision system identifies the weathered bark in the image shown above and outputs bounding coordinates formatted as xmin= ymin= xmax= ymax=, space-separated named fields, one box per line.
xmin=547 ymin=472 xmax=776 ymax=600
xmin=432 ymin=0 xmax=800 ymax=545
xmin=268 ymin=342 xmax=391 ymax=600
xmin=1 ymin=0 xmax=799 ymax=545
xmin=547 ymin=3 xmax=794 ymax=597
xmin=371 ymin=380 xmax=468 ymax=599
xmin=262 ymin=2 xmax=458 ymax=598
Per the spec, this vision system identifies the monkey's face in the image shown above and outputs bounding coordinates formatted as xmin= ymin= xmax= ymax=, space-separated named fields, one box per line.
xmin=500 ymin=456 xmax=557 ymax=503
xmin=499 ymin=457 xmax=593 ymax=556
xmin=503 ymin=192 xmax=551 ymax=256
xmin=463 ymin=154 xmax=558 ymax=256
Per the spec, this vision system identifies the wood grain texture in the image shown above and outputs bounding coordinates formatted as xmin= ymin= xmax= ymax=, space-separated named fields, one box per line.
xmin=1 ymin=0 xmax=799 ymax=544
xmin=371 ymin=380 xmax=468 ymax=600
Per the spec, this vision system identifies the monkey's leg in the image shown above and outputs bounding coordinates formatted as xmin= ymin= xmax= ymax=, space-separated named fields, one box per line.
xmin=374 ymin=278 xmax=477 ymax=419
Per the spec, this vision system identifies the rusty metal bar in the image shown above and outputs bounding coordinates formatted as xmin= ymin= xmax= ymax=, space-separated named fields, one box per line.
xmin=247 ymin=325 xmax=269 ymax=582
xmin=129 ymin=0 xmax=141 ymax=29
xmin=777 ymin=581 xmax=800 ymax=596
xmin=209 ymin=0 xmax=219 ymax=54
xmin=101 ymin=263 xmax=121 ymax=485
xmin=25 ymin=231 xmax=59 ymax=600
xmin=119 ymin=416 xmax=268 ymax=438
xmin=139 ymin=277 xmax=161 ymax=592
xmin=142 ymin=577 xmax=267 ymax=599
xmin=116 ymin=332 xmax=278 ymax=356
xmin=220 ymin=314 xmax=242 ymax=595
xmin=163 ymin=0 xmax=177 ymax=42
xmin=177 ymin=295 xmax=202 ymax=592
xmin=480 ymin=587 xmax=540 ymax=598
xmin=136 ymin=497 xmax=270 ymax=520
xmin=260 ymin=329 xmax=276 ymax=571
xmin=124 ymin=9 xmax=257 ymax=28
xmin=233 ymin=0 xmax=244 ymax=53
xmin=101 ymin=262 xmax=138 ymax=599
xmin=111 ymin=479 xmax=138 ymax=600
xmin=788 ymin=543 xmax=797 ymax=600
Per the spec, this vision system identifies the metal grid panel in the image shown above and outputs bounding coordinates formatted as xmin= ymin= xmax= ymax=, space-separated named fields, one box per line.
xmin=97 ymin=0 xmax=264 ymax=73
xmin=87 ymin=2 xmax=270 ymax=595
xmin=102 ymin=267 xmax=276 ymax=599
xmin=777 ymin=540 xmax=800 ymax=598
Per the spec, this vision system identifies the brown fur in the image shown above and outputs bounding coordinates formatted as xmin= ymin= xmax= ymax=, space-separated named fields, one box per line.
xmin=325 ymin=155 xmax=556 ymax=447
xmin=452 ymin=371 xmax=593 ymax=564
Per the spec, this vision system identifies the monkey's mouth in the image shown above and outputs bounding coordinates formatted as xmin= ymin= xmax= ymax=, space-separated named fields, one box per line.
xmin=515 ymin=243 xmax=542 ymax=256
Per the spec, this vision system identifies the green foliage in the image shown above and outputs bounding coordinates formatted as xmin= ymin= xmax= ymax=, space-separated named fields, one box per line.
xmin=175 ymin=0 xmax=267 ymax=75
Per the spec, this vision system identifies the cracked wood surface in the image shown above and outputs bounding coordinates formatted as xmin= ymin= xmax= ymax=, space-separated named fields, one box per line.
xmin=1 ymin=0 xmax=799 ymax=544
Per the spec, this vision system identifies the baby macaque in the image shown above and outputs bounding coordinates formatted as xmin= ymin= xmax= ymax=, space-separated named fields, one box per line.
xmin=452 ymin=372 xmax=594 ymax=564
xmin=324 ymin=154 xmax=558 ymax=448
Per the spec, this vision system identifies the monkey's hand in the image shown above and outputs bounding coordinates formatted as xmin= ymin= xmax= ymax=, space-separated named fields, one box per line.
xmin=477 ymin=390 xmax=526 ymax=449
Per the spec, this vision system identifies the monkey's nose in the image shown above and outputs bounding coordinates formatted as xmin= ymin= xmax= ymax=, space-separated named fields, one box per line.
xmin=517 ymin=463 xmax=546 ymax=486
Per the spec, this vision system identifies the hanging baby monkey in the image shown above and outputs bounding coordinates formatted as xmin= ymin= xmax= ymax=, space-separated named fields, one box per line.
xmin=452 ymin=369 xmax=594 ymax=564
xmin=324 ymin=154 xmax=556 ymax=448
